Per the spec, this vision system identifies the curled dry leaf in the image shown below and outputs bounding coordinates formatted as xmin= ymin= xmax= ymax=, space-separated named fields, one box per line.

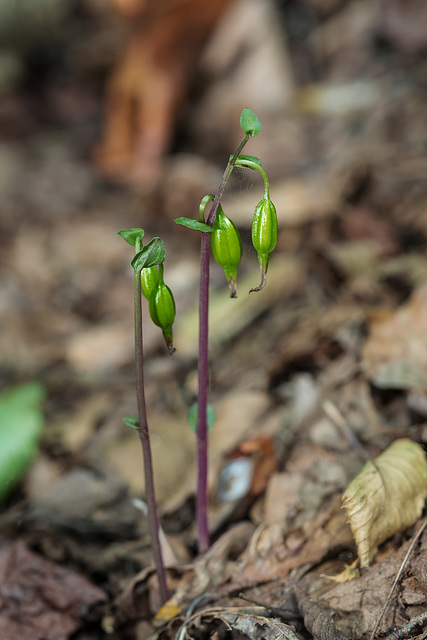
xmin=294 ymin=587 xmax=351 ymax=640
xmin=208 ymin=609 xmax=303 ymax=640
xmin=342 ymin=439 xmax=427 ymax=567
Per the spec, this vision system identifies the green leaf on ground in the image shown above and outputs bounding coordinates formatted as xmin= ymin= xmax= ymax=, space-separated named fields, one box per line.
xmin=0 ymin=382 xmax=45 ymax=501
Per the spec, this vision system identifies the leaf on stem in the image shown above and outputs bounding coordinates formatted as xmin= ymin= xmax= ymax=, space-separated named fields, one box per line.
xmin=131 ymin=237 xmax=165 ymax=271
xmin=123 ymin=416 xmax=140 ymax=429
xmin=174 ymin=217 xmax=214 ymax=232
xmin=240 ymin=108 xmax=262 ymax=138
xmin=342 ymin=438 xmax=427 ymax=566
xmin=118 ymin=228 xmax=145 ymax=246
xmin=187 ymin=402 xmax=216 ymax=433
xmin=232 ymin=154 xmax=262 ymax=167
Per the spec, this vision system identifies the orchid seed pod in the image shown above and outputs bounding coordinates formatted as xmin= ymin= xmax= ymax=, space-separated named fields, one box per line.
xmin=250 ymin=195 xmax=277 ymax=293
xmin=141 ymin=265 xmax=160 ymax=300
xmin=210 ymin=204 xmax=243 ymax=298
xmin=149 ymin=266 xmax=176 ymax=354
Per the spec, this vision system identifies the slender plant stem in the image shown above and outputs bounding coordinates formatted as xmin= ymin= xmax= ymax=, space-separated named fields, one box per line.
xmin=234 ymin=159 xmax=270 ymax=198
xmin=134 ymin=241 xmax=169 ymax=603
xmin=195 ymin=135 xmax=249 ymax=554
xmin=206 ymin=135 xmax=249 ymax=226
xmin=196 ymin=230 xmax=211 ymax=553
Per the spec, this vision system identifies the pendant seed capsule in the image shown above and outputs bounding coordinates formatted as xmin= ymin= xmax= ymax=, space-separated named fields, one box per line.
xmin=141 ymin=265 xmax=160 ymax=300
xmin=250 ymin=196 xmax=277 ymax=293
xmin=210 ymin=205 xmax=243 ymax=298
xmin=148 ymin=271 xmax=176 ymax=354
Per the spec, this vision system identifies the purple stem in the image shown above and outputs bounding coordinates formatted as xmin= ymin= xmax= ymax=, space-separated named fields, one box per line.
xmin=134 ymin=259 xmax=169 ymax=603
xmin=196 ymin=135 xmax=249 ymax=554
xmin=196 ymin=230 xmax=211 ymax=553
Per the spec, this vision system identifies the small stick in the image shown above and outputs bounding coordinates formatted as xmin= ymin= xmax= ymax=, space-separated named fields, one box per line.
xmin=323 ymin=400 xmax=369 ymax=462
xmin=238 ymin=593 xmax=299 ymax=621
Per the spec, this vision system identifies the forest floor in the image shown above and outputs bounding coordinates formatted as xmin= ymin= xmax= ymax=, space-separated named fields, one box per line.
xmin=1 ymin=1 xmax=427 ymax=639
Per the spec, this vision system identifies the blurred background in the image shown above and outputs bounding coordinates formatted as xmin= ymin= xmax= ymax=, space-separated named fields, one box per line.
xmin=2 ymin=0 xmax=427 ymax=376
xmin=1 ymin=0 xmax=427 ymax=631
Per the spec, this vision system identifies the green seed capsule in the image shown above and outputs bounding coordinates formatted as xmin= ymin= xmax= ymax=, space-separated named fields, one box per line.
xmin=250 ymin=196 xmax=277 ymax=293
xmin=141 ymin=265 xmax=160 ymax=300
xmin=210 ymin=204 xmax=243 ymax=298
xmin=149 ymin=270 xmax=176 ymax=354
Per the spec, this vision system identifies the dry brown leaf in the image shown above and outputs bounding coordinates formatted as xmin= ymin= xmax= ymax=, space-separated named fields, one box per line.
xmin=0 ymin=540 xmax=106 ymax=640
xmin=94 ymin=0 xmax=234 ymax=185
xmin=295 ymin=587 xmax=352 ymax=640
xmin=342 ymin=438 xmax=427 ymax=567
xmin=205 ymin=609 xmax=303 ymax=640
xmin=362 ymin=285 xmax=427 ymax=389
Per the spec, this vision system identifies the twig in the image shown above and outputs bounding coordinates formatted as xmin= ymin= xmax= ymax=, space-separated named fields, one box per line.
xmin=323 ymin=400 xmax=369 ymax=462
xmin=381 ymin=612 xmax=427 ymax=640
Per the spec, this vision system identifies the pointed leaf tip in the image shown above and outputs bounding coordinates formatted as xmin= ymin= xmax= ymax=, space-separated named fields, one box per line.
xmin=118 ymin=228 xmax=145 ymax=246
xmin=123 ymin=416 xmax=140 ymax=429
xmin=174 ymin=217 xmax=214 ymax=232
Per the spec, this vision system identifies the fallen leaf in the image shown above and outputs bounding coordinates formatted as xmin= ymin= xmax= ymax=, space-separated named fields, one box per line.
xmin=362 ymin=285 xmax=427 ymax=389
xmin=94 ymin=0 xmax=234 ymax=185
xmin=342 ymin=438 xmax=427 ymax=566
xmin=238 ymin=495 xmax=354 ymax=585
xmin=314 ymin=533 xmax=427 ymax=637
xmin=117 ymin=522 xmax=255 ymax=624
xmin=0 ymin=540 xmax=106 ymax=640
xmin=294 ymin=586 xmax=352 ymax=640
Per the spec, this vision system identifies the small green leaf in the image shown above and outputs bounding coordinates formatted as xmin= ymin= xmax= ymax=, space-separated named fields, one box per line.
xmin=131 ymin=237 xmax=165 ymax=271
xmin=240 ymin=108 xmax=262 ymax=138
xmin=187 ymin=402 xmax=216 ymax=433
xmin=0 ymin=382 xmax=45 ymax=501
xmin=123 ymin=416 xmax=140 ymax=429
xmin=232 ymin=154 xmax=262 ymax=167
xmin=174 ymin=217 xmax=214 ymax=233
xmin=118 ymin=228 xmax=145 ymax=246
